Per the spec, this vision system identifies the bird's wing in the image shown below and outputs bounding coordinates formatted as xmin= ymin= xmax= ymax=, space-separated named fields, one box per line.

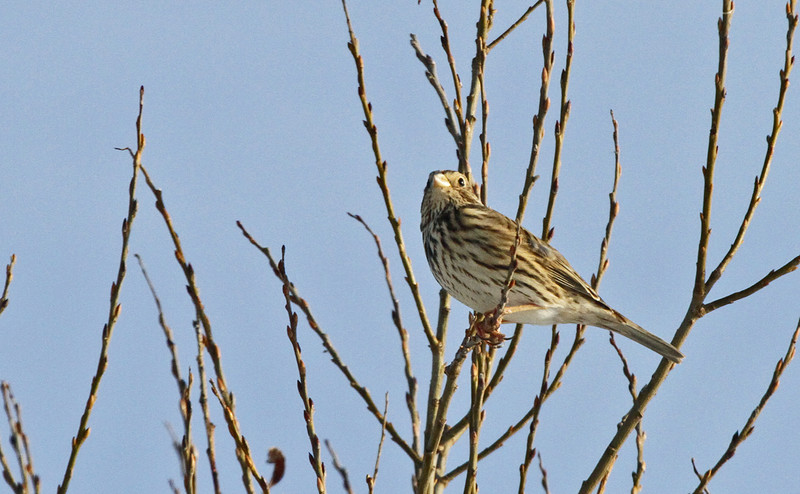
xmin=521 ymin=229 xmax=604 ymax=304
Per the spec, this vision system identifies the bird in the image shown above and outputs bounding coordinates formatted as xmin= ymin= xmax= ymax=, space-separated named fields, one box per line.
xmin=420 ymin=170 xmax=683 ymax=363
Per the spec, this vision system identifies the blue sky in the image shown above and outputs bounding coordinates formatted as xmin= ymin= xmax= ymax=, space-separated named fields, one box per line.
xmin=1 ymin=2 xmax=799 ymax=493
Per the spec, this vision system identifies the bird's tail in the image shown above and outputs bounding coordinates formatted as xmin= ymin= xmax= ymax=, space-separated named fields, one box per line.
xmin=596 ymin=311 xmax=683 ymax=364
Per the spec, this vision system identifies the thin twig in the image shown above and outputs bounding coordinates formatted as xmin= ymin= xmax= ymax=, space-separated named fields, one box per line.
xmin=278 ymin=248 xmax=326 ymax=493
xmin=464 ymin=348 xmax=487 ymax=494
xmin=694 ymin=2 xmax=734 ymax=303
xmin=208 ymin=382 xmax=266 ymax=493
xmin=0 ymin=254 xmax=16 ymax=317
xmin=432 ymin=0 xmax=465 ymax=141
xmin=194 ymin=319 xmax=221 ymax=494
xmin=579 ymin=5 xmax=736 ymax=491
xmin=459 ymin=0 xmax=494 ymax=179
xmin=236 ymin=222 xmax=419 ymax=464
xmin=515 ymin=0 xmax=555 ymax=227
xmin=608 ymin=334 xmax=645 ymax=494
xmin=348 ymin=213 xmax=421 ymax=456
xmin=704 ymin=0 xmax=798 ymax=295
xmin=517 ymin=328 xmax=557 ymax=493
xmin=410 ymin=34 xmax=462 ymax=146
xmin=58 ymin=86 xmax=144 ymax=494
xmin=537 ymin=451 xmax=551 ymax=494
xmin=541 ymin=0 xmax=575 ymax=240
xmin=479 ymin=64 xmax=491 ymax=206
xmin=487 ymin=1 xmax=545 ymax=51
xmin=366 ymin=394 xmax=389 ymax=494
xmin=139 ymin=165 xmax=267 ymax=492
xmin=1 ymin=382 xmax=41 ymax=494
xmin=691 ymin=320 xmax=799 ymax=494
xmin=136 ymin=255 xmax=197 ymax=494
xmin=703 ymin=254 xmax=800 ymax=314
xmin=341 ymin=0 xmax=437 ymax=349
xmin=325 ymin=440 xmax=353 ymax=494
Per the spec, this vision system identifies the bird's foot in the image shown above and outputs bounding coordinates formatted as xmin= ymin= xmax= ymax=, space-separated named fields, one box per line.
xmin=471 ymin=310 xmax=506 ymax=346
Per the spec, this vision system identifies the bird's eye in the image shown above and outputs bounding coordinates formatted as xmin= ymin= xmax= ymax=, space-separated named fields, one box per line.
xmin=457 ymin=177 xmax=466 ymax=187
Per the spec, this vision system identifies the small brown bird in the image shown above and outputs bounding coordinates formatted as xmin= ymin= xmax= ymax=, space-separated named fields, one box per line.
xmin=420 ymin=170 xmax=683 ymax=363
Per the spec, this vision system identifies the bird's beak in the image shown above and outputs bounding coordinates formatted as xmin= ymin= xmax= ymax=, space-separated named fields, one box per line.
xmin=432 ymin=173 xmax=450 ymax=189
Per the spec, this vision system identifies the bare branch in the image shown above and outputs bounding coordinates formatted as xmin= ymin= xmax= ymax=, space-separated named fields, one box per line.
xmin=1 ymin=381 xmax=40 ymax=494
xmin=348 ymin=213 xmax=421 ymax=455
xmin=340 ymin=0 xmax=437 ymax=348
xmin=325 ymin=440 xmax=353 ymax=494
xmin=140 ymin=166 xmax=268 ymax=492
xmin=278 ymin=249 xmax=325 ymax=492
xmin=0 ymin=254 xmax=16 ymax=317
xmin=136 ymin=255 xmax=197 ymax=494
xmin=515 ymin=0 xmax=555 ymax=229
xmin=366 ymin=394 xmax=389 ymax=494
xmin=410 ymin=34 xmax=462 ymax=146
xmin=58 ymin=86 xmax=144 ymax=494
xmin=541 ymin=0 xmax=575 ymax=239
xmin=691 ymin=320 xmax=799 ymax=494
xmin=237 ymin=222 xmax=419 ymax=465
xmin=432 ymin=0 xmax=466 ymax=138
xmin=705 ymin=0 xmax=798 ymax=294
xmin=193 ymin=320 xmax=221 ymax=494
xmin=537 ymin=451 xmax=551 ymax=494
xmin=703 ymin=254 xmax=800 ymax=314
xmin=487 ymin=1 xmax=545 ymax=52
xmin=580 ymin=3 xmax=795 ymax=488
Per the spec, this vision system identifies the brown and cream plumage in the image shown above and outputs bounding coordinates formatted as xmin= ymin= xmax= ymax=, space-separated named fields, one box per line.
xmin=420 ymin=170 xmax=683 ymax=363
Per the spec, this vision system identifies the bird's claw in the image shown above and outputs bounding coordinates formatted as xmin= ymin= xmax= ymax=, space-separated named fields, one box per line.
xmin=471 ymin=310 xmax=506 ymax=346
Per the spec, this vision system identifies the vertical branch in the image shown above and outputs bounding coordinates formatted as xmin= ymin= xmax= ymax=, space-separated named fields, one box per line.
xmin=594 ymin=111 xmax=622 ymax=288
xmin=516 ymin=0 xmax=555 ymax=226
xmin=58 ymin=86 xmax=144 ymax=494
xmin=136 ymin=255 xmax=197 ymax=494
xmin=694 ymin=0 xmax=734 ymax=302
xmin=463 ymin=348 xmax=487 ymax=494
xmin=541 ymin=0 xmax=575 ymax=240
xmin=418 ymin=327 xmax=476 ymax=493
xmin=1 ymin=382 xmax=40 ymax=494
xmin=340 ymin=0 xmax=437 ymax=348
xmin=326 ymin=441 xmax=354 ymax=494
xmin=194 ymin=320 xmax=221 ymax=494
xmin=579 ymin=5 xmax=737 ymax=492
xmin=704 ymin=0 xmax=797 ymax=294
xmin=421 ymin=289 xmax=450 ymax=481
xmin=460 ymin=0 xmax=494 ymax=179
xmin=479 ymin=72 xmax=491 ymax=206
xmin=432 ymin=0 xmax=466 ymax=147
xmin=517 ymin=329 xmax=556 ymax=493
xmin=278 ymin=248 xmax=326 ymax=493
xmin=366 ymin=394 xmax=389 ymax=494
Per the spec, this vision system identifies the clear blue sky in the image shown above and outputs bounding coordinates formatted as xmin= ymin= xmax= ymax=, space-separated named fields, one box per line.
xmin=2 ymin=2 xmax=798 ymax=493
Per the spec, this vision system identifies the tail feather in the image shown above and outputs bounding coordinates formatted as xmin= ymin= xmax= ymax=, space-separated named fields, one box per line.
xmin=598 ymin=311 xmax=683 ymax=364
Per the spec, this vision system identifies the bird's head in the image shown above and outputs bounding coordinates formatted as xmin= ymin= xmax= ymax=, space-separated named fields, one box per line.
xmin=421 ymin=170 xmax=481 ymax=229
